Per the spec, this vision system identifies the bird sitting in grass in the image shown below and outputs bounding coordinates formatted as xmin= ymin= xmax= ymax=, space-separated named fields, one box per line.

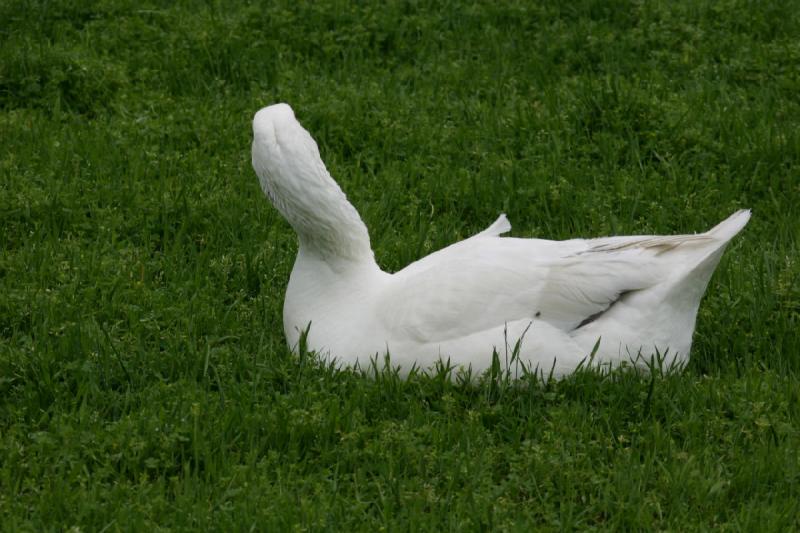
xmin=251 ymin=103 xmax=749 ymax=379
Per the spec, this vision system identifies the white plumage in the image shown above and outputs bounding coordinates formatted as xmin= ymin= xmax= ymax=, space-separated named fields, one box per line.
xmin=251 ymin=103 xmax=750 ymax=378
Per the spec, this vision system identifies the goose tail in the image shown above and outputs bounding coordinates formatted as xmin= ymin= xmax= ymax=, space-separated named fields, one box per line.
xmin=581 ymin=209 xmax=751 ymax=368
xmin=707 ymin=209 xmax=751 ymax=243
xmin=676 ymin=209 xmax=750 ymax=290
xmin=684 ymin=208 xmax=750 ymax=281
xmin=654 ymin=209 xmax=750 ymax=343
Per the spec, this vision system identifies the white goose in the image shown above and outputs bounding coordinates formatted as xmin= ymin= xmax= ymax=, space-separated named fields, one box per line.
xmin=252 ymin=103 xmax=749 ymax=378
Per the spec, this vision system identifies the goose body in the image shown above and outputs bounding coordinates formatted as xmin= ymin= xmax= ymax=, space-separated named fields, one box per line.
xmin=252 ymin=103 xmax=749 ymax=378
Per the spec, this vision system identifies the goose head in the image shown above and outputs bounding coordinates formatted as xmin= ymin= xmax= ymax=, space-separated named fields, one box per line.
xmin=252 ymin=103 xmax=320 ymax=211
xmin=252 ymin=103 xmax=375 ymax=264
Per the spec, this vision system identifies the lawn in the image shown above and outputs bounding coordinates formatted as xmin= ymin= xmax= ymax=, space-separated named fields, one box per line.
xmin=1 ymin=0 xmax=798 ymax=530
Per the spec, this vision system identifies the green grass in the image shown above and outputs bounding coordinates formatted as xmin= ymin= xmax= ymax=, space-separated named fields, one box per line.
xmin=1 ymin=0 xmax=799 ymax=529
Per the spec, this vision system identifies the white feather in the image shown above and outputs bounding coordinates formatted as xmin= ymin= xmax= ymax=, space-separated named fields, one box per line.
xmin=252 ymin=103 xmax=750 ymax=378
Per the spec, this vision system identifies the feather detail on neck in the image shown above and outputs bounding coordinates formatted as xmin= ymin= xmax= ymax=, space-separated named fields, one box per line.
xmin=252 ymin=104 xmax=375 ymax=264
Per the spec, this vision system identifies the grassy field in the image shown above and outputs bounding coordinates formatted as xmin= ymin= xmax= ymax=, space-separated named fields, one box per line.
xmin=1 ymin=0 xmax=799 ymax=530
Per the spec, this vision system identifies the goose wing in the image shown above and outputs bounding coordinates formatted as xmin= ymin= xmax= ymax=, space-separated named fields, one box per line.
xmin=378 ymin=214 xmax=730 ymax=345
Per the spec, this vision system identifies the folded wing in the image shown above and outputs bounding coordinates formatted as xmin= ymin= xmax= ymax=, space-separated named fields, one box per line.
xmin=378 ymin=213 xmax=745 ymax=345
